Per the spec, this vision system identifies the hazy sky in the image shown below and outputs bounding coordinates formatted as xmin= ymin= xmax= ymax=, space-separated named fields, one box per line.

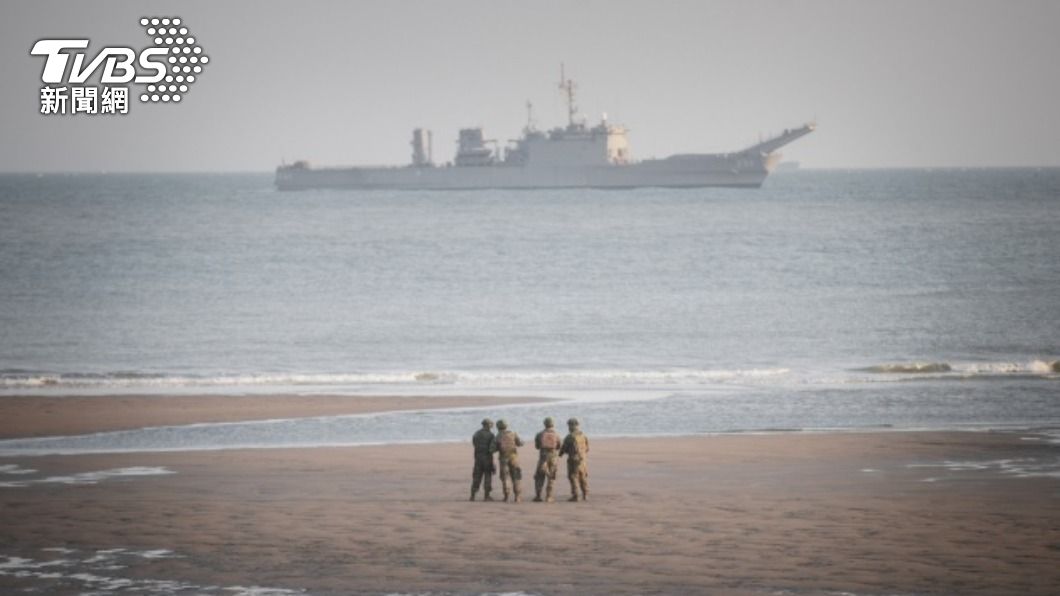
xmin=2 ymin=0 xmax=1059 ymax=171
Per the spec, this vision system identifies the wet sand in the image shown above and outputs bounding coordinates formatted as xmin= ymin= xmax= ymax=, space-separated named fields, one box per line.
xmin=1 ymin=397 xmax=1059 ymax=595
xmin=0 ymin=393 xmax=549 ymax=438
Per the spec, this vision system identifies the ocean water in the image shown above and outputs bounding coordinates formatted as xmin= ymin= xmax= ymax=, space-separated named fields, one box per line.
xmin=0 ymin=169 xmax=1058 ymax=453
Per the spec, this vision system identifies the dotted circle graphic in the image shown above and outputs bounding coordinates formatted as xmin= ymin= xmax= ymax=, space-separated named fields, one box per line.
xmin=138 ymin=16 xmax=208 ymax=103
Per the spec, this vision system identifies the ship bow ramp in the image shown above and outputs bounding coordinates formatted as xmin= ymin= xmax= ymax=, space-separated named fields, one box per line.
xmin=739 ymin=122 xmax=816 ymax=158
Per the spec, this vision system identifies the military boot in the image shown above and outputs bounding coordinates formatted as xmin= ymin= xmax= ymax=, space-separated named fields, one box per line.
xmin=483 ymin=491 xmax=494 ymax=502
xmin=469 ymin=490 xmax=476 ymax=502
xmin=502 ymin=490 xmax=510 ymax=502
xmin=545 ymin=486 xmax=555 ymax=503
xmin=533 ymin=477 xmax=544 ymax=501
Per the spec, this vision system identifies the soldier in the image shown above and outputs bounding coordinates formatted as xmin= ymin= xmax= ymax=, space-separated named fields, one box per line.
xmin=470 ymin=418 xmax=495 ymax=501
xmin=533 ymin=417 xmax=563 ymax=502
xmin=493 ymin=419 xmax=524 ymax=503
xmin=560 ymin=417 xmax=590 ymax=502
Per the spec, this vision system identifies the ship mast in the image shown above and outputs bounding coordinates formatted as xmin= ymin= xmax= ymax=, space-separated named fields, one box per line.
xmin=558 ymin=63 xmax=578 ymax=128
xmin=525 ymin=100 xmax=536 ymax=133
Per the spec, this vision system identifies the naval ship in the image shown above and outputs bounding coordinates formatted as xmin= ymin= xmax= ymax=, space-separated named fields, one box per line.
xmin=276 ymin=69 xmax=815 ymax=191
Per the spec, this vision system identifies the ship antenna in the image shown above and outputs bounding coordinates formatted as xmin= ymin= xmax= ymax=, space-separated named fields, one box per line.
xmin=558 ymin=63 xmax=577 ymax=127
xmin=525 ymin=100 xmax=536 ymax=133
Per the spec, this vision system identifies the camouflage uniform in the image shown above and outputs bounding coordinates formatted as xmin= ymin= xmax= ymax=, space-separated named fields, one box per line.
xmin=492 ymin=419 xmax=524 ymax=503
xmin=470 ymin=419 xmax=495 ymax=501
xmin=533 ymin=417 xmax=563 ymax=502
xmin=561 ymin=418 xmax=590 ymax=501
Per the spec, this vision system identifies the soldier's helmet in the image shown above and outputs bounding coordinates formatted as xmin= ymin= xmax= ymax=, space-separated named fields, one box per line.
xmin=543 ymin=417 xmax=554 ymax=428
xmin=567 ymin=417 xmax=580 ymax=428
xmin=481 ymin=418 xmax=493 ymax=428
xmin=496 ymin=419 xmax=508 ymax=430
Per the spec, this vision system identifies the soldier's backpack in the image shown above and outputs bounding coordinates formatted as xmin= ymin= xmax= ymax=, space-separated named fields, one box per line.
xmin=497 ymin=431 xmax=518 ymax=454
xmin=539 ymin=429 xmax=561 ymax=450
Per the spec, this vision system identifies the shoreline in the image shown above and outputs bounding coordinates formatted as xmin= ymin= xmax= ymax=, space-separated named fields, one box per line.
xmin=1 ymin=393 xmax=1058 ymax=458
xmin=5 ymin=425 xmax=1060 ymax=459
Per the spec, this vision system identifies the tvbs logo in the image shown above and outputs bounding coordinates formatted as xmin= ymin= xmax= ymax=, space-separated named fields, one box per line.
xmin=31 ymin=17 xmax=209 ymax=115
xmin=31 ymin=40 xmax=168 ymax=84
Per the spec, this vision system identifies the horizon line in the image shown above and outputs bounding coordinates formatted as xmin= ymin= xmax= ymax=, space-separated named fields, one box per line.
xmin=2 ymin=165 xmax=1060 ymax=176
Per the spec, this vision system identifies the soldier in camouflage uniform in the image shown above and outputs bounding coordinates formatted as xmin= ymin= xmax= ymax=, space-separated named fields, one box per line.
xmin=533 ymin=417 xmax=563 ymax=502
xmin=470 ymin=418 xmax=496 ymax=501
xmin=560 ymin=417 xmax=590 ymax=501
xmin=492 ymin=419 xmax=524 ymax=503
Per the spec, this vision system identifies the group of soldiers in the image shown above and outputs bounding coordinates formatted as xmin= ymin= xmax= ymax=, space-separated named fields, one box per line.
xmin=471 ymin=416 xmax=590 ymax=503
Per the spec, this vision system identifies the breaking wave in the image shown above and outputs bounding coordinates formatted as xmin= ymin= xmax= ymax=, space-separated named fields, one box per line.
xmin=863 ymin=360 xmax=1059 ymax=376
xmin=957 ymin=360 xmax=1060 ymax=375
xmin=4 ymin=359 xmax=1054 ymax=392
xmin=0 ymin=367 xmax=791 ymax=390
xmin=864 ymin=362 xmax=952 ymax=374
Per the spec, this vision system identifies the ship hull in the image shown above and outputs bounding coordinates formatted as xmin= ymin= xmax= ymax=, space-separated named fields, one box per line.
xmin=276 ymin=153 xmax=775 ymax=191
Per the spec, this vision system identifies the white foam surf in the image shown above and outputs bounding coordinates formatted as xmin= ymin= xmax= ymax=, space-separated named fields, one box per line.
xmin=4 ymin=358 xmax=1054 ymax=394
xmin=0 ymin=466 xmax=175 ymax=488
xmin=862 ymin=359 xmax=1059 ymax=377
xmin=0 ymin=367 xmax=792 ymax=392
xmin=0 ymin=549 xmax=304 ymax=595
xmin=908 ymin=457 xmax=1060 ymax=479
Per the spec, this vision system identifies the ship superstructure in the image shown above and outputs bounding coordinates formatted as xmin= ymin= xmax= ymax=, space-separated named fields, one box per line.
xmin=276 ymin=68 xmax=814 ymax=191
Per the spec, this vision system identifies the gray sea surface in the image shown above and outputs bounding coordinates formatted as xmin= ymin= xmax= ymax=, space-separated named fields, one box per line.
xmin=0 ymin=170 xmax=1058 ymax=453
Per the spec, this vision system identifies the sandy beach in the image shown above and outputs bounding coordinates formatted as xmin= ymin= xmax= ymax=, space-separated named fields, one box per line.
xmin=1 ymin=395 xmax=1059 ymax=595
